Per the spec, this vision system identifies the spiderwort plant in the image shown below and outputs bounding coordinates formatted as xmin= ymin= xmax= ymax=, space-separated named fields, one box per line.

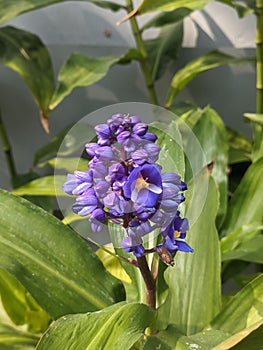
xmin=63 ymin=114 xmax=193 ymax=309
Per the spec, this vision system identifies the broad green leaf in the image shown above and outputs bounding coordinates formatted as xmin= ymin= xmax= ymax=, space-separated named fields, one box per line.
xmin=0 ymin=189 xmax=125 ymax=319
xmin=158 ymin=171 xmax=221 ymax=335
xmin=0 ymin=323 xmax=38 ymax=349
xmin=0 ymin=0 xmax=124 ymax=24
xmin=226 ymin=126 xmax=252 ymax=164
xmin=150 ymin=120 xmax=185 ymax=177
xmin=12 ymin=175 xmax=66 ymax=197
xmin=0 ymin=26 xmax=54 ymax=117
xmin=49 ymin=54 xmax=122 ymax=109
xmin=0 ymin=270 xmax=50 ymax=333
xmin=217 ymin=0 xmax=254 ymax=17
xmin=244 ymin=113 xmax=263 ymax=125
xmin=211 ymin=274 xmax=263 ymax=334
xmin=186 ymin=106 xmax=228 ymax=227
xmin=96 ymin=244 xmax=132 ymax=284
xmin=37 ymin=302 xmax=155 ymax=350
xmin=38 ymin=157 xmax=87 ymax=172
xmin=142 ymin=8 xmax=192 ymax=30
xmin=165 ymin=51 xmax=254 ymax=108
xmin=221 ymin=157 xmax=263 ymax=236
xmin=138 ymin=0 xmax=212 ymax=14
xmin=145 ymin=21 xmax=184 ymax=81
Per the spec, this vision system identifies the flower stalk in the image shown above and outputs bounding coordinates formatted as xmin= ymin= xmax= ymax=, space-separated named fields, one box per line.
xmin=125 ymin=0 xmax=158 ymax=105
xmin=137 ymin=255 xmax=156 ymax=310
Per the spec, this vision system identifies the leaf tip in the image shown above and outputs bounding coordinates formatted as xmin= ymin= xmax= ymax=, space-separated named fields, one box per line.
xmin=116 ymin=7 xmax=139 ymax=26
xmin=40 ymin=112 xmax=49 ymax=134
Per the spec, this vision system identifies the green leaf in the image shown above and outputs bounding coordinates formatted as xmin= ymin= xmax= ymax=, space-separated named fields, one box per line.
xmin=38 ymin=157 xmax=87 ymax=172
xmin=142 ymin=8 xmax=192 ymax=30
xmin=185 ymin=106 xmax=228 ymax=227
xmin=0 ymin=0 xmax=124 ymax=24
xmin=145 ymin=21 xmax=184 ymax=81
xmin=211 ymin=274 xmax=263 ymax=336
xmin=165 ymin=51 xmax=254 ymax=108
xmin=0 ymin=189 xmax=125 ymax=319
xmin=221 ymin=157 xmax=263 ymax=236
xmin=37 ymin=302 xmax=155 ymax=350
xmin=158 ymin=171 xmax=221 ymax=335
xmin=226 ymin=126 xmax=252 ymax=164
xmin=0 ymin=270 xmax=51 ymax=333
xmin=221 ymin=235 xmax=263 ymax=264
xmin=244 ymin=113 xmax=263 ymax=125
xmin=138 ymin=0 xmax=212 ymax=14
xmin=12 ymin=175 xmax=66 ymax=197
xmin=150 ymin=120 xmax=185 ymax=177
xmin=49 ymin=54 xmax=122 ymax=109
xmin=217 ymin=0 xmax=254 ymax=17
xmin=96 ymin=244 xmax=132 ymax=284
xmin=0 ymin=26 xmax=54 ymax=116
xmin=0 ymin=323 xmax=38 ymax=349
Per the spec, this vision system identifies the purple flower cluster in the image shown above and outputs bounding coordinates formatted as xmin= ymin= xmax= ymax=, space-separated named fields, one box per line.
xmin=63 ymin=114 xmax=193 ymax=262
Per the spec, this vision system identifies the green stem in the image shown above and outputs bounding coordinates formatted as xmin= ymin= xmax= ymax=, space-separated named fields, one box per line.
xmin=0 ymin=110 xmax=17 ymax=183
xmin=125 ymin=0 xmax=159 ymax=105
xmin=137 ymin=255 xmax=156 ymax=310
xmin=254 ymin=0 xmax=263 ymax=159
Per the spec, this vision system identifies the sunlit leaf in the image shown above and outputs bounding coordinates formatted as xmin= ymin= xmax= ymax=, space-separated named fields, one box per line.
xmin=37 ymin=302 xmax=155 ymax=350
xmin=12 ymin=175 xmax=66 ymax=197
xmin=165 ymin=51 xmax=254 ymax=108
xmin=0 ymin=189 xmax=125 ymax=319
xmin=0 ymin=26 xmax=54 ymax=116
xmin=244 ymin=113 xmax=263 ymax=125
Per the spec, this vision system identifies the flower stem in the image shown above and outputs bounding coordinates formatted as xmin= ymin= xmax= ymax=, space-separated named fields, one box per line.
xmin=137 ymin=255 xmax=156 ymax=310
xmin=254 ymin=0 xmax=263 ymax=160
xmin=125 ymin=0 xmax=159 ymax=105
xmin=0 ymin=109 xmax=17 ymax=184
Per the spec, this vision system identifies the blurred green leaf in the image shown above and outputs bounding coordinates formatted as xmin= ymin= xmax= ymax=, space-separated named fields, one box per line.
xmin=12 ymin=175 xmax=66 ymax=196
xmin=221 ymin=157 xmax=263 ymax=236
xmin=226 ymin=127 xmax=252 ymax=164
xmin=210 ymin=274 xmax=263 ymax=345
xmin=158 ymin=171 xmax=221 ymax=334
xmin=38 ymin=157 xmax=87 ymax=172
xmin=137 ymin=0 xmax=211 ymax=13
xmin=165 ymin=51 xmax=254 ymax=108
xmin=118 ymin=48 xmax=143 ymax=64
xmin=0 ymin=189 xmax=125 ymax=319
xmin=0 ymin=0 xmax=124 ymax=24
xmin=37 ymin=302 xmax=155 ymax=350
xmin=185 ymin=106 xmax=228 ymax=227
xmin=0 ymin=26 xmax=54 ymax=117
xmin=145 ymin=21 xmax=184 ymax=81
xmin=0 ymin=323 xmax=38 ymax=349
xmin=222 ymin=235 xmax=263 ymax=264
xmin=218 ymin=0 xmax=254 ymax=17
xmin=142 ymin=8 xmax=192 ymax=29
xmin=0 ymin=270 xmax=51 ymax=333
xmin=49 ymin=54 xmax=122 ymax=109
xmin=244 ymin=113 xmax=263 ymax=125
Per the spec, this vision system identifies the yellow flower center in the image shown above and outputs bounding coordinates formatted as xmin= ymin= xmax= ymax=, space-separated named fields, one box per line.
xmin=135 ymin=173 xmax=149 ymax=190
xmin=174 ymin=230 xmax=181 ymax=238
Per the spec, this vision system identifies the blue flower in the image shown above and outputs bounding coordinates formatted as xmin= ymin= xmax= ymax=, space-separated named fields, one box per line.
xmin=123 ymin=164 xmax=162 ymax=207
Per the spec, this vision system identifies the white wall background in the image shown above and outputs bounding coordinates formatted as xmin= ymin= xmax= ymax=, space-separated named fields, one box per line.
xmin=0 ymin=1 xmax=256 ymax=189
